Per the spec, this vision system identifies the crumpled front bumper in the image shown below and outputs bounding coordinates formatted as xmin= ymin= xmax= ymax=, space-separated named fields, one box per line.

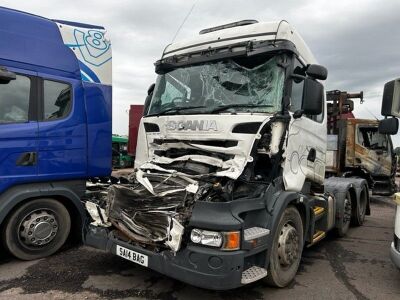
xmin=85 ymin=224 xmax=249 ymax=290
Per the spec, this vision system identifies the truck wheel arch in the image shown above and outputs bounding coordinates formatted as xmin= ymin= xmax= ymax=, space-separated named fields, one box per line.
xmin=267 ymin=191 xmax=310 ymax=245
xmin=0 ymin=182 xmax=86 ymax=242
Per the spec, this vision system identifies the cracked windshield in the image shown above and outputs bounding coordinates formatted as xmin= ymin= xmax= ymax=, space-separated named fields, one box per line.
xmin=148 ymin=55 xmax=285 ymax=115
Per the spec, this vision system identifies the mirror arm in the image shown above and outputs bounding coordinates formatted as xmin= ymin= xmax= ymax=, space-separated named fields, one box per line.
xmin=293 ymin=109 xmax=304 ymax=119
xmin=290 ymin=74 xmax=306 ymax=81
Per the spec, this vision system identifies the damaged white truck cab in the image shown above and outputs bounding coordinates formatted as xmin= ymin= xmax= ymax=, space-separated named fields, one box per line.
xmin=84 ymin=20 xmax=370 ymax=290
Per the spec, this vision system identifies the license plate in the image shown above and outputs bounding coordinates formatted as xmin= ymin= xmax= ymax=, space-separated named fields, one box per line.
xmin=116 ymin=245 xmax=148 ymax=267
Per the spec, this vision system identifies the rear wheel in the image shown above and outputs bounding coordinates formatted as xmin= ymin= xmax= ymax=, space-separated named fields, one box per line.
xmin=335 ymin=191 xmax=351 ymax=237
xmin=265 ymin=206 xmax=303 ymax=287
xmin=2 ymin=198 xmax=70 ymax=260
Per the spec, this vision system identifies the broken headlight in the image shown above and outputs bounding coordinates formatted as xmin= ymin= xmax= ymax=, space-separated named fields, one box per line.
xmin=190 ymin=229 xmax=240 ymax=250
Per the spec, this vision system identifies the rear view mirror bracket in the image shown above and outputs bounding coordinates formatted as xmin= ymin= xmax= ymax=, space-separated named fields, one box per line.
xmin=0 ymin=66 xmax=16 ymax=84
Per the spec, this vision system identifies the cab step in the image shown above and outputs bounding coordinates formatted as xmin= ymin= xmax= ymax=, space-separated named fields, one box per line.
xmin=244 ymin=227 xmax=270 ymax=241
xmin=313 ymin=206 xmax=325 ymax=217
xmin=241 ymin=266 xmax=268 ymax=284
xmin=309 ymin=230 xmax=326 ymax=246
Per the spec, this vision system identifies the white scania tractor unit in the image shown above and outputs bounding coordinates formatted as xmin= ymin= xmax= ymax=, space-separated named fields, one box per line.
xmin=84 ymin=20 xmax=371 ymax=289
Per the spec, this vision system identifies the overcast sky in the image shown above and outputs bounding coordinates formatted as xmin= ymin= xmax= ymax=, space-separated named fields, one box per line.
xmin=2 ymin=0 xmax=400 ymax=145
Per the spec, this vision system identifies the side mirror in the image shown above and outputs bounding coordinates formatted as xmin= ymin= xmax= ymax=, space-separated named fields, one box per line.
xmin=0 ymin=67 xmax=16 ymax=84
xmin=301 ymin=78 xmax=324 ymax=115
xmin=381 ymin=78 xmax=400 ymax=117
xmin=379 ymin=117 xmax=399 ymax=135
xmin=306 ymin=64 xmax=328 ymax=81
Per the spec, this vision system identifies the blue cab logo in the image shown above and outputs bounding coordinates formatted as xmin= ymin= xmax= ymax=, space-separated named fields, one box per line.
xmin=74 ymin=29 xmax=111 ymax=66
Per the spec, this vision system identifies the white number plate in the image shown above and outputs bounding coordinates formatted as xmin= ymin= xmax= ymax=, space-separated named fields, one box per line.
xmin=116 ymin=245 xmax=148 ymax=267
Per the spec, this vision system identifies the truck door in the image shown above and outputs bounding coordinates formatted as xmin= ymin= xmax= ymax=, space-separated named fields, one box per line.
xmin=0 ymin=68 xmax=39 ymax=193
xmin=37 ymin=73 xmax=87 ymax=179
xmin=283 ymin=58 xmax=327 ymax=191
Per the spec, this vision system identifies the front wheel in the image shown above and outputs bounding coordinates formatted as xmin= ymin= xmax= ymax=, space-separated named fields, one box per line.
xmin=265 ymin=206 xmax=304 ymax=287
xmin=2 ymin=198 xmax=71 ymax=260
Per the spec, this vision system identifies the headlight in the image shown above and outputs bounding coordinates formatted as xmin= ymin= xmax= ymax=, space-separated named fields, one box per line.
xmin=190 ymin=229 xmax=240 ymax=250
xmin=190 ymin=229 xmax=202 ymax=244
xmin=190 ymin=229 xmax=222 ymax=247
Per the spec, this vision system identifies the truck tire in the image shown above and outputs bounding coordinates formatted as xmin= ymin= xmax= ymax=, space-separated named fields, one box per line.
xmin=265 ymin=206 xmax=303 ymax=287
xmin=335 ymin=191 xmax=352 ymax=237
xmin=352 ymin=184 xmax=367 ymax=226
xmin=2 ymin=198 xmax=71 ymax=260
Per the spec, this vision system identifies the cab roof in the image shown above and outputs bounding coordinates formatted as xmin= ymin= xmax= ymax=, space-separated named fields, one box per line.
xmin=0 ymin=6 xmax=103 ymax=79
xmin=163 ymin=20 xmax=317 ymax=65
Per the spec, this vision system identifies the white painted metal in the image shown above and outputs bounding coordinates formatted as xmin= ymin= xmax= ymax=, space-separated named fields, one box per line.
xmin=135 ymin=114 xmax=272 ymax=179
xmin=282 ymin=110 xmax=327 ymax=191
xmin=163 ymin=21 xmax=316 ymax=65
xmin=136 ymin=20 xmax=327 ymax=193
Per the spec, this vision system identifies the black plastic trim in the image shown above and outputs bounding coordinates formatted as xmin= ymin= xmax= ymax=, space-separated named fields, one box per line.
xmin=163 ymin=31 xmax=277 ymax=56
xmin=232 ymin=122 xmax=262 ymax=134
xmin=143 ymin=122 xmax=160 ymax=132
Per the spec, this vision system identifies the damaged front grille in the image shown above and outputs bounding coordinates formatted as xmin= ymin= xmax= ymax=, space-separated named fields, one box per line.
xmin=102 ymin=172 xmax=198 ymax=251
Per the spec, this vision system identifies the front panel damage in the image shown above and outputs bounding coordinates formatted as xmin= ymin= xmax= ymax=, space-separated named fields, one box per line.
xmin=84 ymin=116 xmax=289 ymax=253
xmin=84 ymin=54 xmax=292 ymax=252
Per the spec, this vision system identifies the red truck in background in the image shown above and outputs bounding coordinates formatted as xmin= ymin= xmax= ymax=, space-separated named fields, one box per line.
xmin=128 ymin=105 xmax=144 ymax=156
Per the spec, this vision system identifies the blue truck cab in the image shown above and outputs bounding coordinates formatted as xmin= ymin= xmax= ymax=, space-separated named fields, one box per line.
xmin=0 ymin=7 xmax=112 ymax=260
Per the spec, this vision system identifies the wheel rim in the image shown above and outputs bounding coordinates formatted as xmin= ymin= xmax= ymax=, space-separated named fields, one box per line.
xmin=18 ymin=209 xmax=59 ymax=247
xmin=277 ymin=223 xmax=300 ymax=267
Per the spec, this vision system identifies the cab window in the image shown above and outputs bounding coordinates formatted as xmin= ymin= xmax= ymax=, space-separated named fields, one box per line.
xmin=43 ymin=80 xmax=72 ymax=121
xmin=0 ymin=74 xmax=31 ymax=124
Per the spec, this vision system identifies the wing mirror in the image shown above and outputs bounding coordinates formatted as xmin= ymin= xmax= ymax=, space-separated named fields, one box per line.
xmin=301 ymin=78 xmax=324 ymax=115
xmin=306 ymin=64 xmax=328 ymax=81
xmin=379 ymin=117 xmax=399 ymax=135
xmin=0 ymin=67 xmax=16 ymax=84
xmin=381 ymin=78 xmax=400 ymax=118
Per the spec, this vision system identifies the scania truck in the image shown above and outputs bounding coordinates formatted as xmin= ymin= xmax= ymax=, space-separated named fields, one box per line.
xmin=83 ymin=20 xmax=371 ymax=289
xmin=0 ymin=7 xmax=112 ymax=260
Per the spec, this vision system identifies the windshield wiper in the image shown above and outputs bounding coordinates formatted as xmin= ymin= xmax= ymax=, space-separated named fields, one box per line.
xmin=210 ymin=104 xmax=274 ymax=114
xmin=147 ymin=106 xmax=206 ymax=117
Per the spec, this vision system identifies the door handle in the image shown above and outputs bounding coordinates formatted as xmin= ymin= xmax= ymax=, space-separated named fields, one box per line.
xmin=307 ymin=148 xmax=316 ymax=162
xmin=16 ymin=152 xmax=37 ymax=166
